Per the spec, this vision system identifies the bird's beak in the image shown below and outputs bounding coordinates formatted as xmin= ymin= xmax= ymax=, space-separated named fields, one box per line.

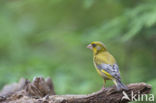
xmin=87 ymin=44 xmax=92 ymax=50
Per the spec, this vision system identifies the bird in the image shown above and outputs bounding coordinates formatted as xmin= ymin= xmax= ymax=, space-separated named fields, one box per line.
xmin=87 ymin=41 xmax=128 ymax=90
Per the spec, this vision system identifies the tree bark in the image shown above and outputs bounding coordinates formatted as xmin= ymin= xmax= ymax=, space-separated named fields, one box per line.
xmin=0 ymin=77 xmax=152 ymax=103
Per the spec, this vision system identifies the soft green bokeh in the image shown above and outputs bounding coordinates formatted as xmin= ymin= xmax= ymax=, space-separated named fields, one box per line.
xmin=0 ymin=0 xmax=156 ymax=102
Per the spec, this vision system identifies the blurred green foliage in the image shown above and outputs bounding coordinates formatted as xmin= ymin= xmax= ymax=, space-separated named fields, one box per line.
xmin=0 ymin=1 xmax=155 ymax=102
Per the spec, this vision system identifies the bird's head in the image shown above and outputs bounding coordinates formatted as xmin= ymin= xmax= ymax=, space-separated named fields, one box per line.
xmin=87 ymin=41 xmax=107 ymax=54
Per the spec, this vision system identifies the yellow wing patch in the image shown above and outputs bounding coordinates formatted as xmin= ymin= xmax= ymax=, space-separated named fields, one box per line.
xmin=101 ymin=69 xmax=113 ymax=79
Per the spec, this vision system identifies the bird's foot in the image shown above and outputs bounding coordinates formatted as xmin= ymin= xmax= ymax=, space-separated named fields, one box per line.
xmin=101 ymin=85 xmax=106 ymax=90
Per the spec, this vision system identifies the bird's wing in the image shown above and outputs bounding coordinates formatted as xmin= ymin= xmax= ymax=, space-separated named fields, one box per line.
xmin=96 ymin=63 xmax=121 ymax=80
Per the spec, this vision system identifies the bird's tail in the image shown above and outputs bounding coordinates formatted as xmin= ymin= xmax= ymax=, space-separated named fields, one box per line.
xmin=113 ymin=79 xmax=128 ymax=91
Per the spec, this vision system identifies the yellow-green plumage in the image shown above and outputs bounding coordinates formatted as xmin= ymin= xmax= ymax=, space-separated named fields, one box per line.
xmin=87 ymin=41 xmax=128 ymax=90
xmin=94 ymin=51 xmax=116 ymax=65
xmin=93 ymin=47 xmax=116 ymax=79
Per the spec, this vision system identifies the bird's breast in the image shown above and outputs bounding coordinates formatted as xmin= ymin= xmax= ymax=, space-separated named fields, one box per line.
xmin=93 ymin=52 xmax=116 ymax=65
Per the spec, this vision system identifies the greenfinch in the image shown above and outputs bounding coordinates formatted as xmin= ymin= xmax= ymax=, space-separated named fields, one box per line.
xmin=87 ymin=41 xmax=128 ymax=90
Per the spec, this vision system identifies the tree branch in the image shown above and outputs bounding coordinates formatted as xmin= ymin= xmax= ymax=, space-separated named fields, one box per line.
xmin=0 ymin=77 xmax=152 ymax=103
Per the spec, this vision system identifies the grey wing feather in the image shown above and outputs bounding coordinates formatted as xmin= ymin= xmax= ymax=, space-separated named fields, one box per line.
xmin=96 ymin=63 xmax=121 ymax=80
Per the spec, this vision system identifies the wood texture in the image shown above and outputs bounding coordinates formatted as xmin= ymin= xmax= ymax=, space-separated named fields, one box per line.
xmin=0 ymin=77 xmax=151 ymax=103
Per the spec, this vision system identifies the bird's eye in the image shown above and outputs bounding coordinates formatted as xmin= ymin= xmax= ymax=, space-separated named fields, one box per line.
xmin=92 ymin=44 xmax=96 ymax=47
